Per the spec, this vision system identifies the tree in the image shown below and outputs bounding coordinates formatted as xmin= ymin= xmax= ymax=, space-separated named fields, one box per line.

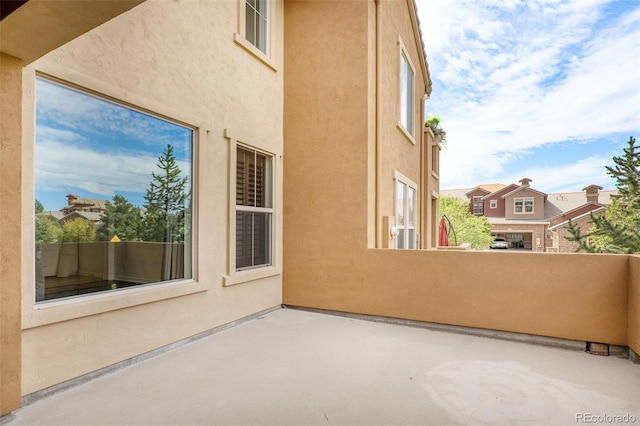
xmin=142 ymin=144 xmax=190 ymax=242
xmin=35 ymin=199 xmax=44 ymax=214
xmin=62 ymin=218 xmax=96 ymax=242
xmin=97 ymin=194 xmax=143 ymax=241
xmin=35 ymin=215 xmax=63 ymax=244
xmin=566 ymin=136 xmax=640 ymax=253
xmin=439 ymin=195 xmax=493 ymax=250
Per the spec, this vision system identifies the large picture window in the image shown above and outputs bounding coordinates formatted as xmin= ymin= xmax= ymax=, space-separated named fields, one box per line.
xmin=236 ymin=146 xmax=273 ymax=270
xmin=34 ymin=76 xmax=193 ymax=302
xmin=245 ymin=0 xmax=269 ymax=54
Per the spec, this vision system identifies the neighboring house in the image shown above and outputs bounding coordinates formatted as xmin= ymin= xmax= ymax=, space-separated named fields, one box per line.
xmin=442 ymin=179 xmax=617 ymax=252
xmin=0 ymin=0 xmax=437 ymax=414
xmin=62 ymin=194 xmax=107 ymax=214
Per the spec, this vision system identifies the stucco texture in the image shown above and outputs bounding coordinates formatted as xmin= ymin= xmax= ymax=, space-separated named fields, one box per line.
xmin=0 ymin=52 xmax=23 ymax=415
xmin=19 ymin=0 xmax=284 ymax=395
xmin=285 ymin=250 xmax=630 ymax=346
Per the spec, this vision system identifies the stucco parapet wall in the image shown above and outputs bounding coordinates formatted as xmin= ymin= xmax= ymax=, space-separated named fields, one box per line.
xmin=356 ymin=249 xmax=630 ymax=345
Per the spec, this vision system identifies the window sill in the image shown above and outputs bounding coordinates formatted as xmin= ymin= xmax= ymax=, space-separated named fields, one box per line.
xmin=223 ymin=266 xmax=282 ymax=287
xmin=396 ymin=122 xmax=416 ymax=145
xmin=431 ymin=171 xmax=439 ymax=180
xmin=233 ymin=33 xmax=278 ymax=72
xmin=24 ymin=279 xmax=206 ymax=329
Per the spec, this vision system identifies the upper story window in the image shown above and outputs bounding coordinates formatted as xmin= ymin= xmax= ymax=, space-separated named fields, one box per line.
xmin=472 ymin=196 xmax=484 ymax=215
xmin=245 ymin=0 xmax=269 ymax=54
xmin=514 ymin=197 xmax=534 ymax=214
xmin=399 ymin=51 xmax=414 ymax=137
xmin=34 ymin=76 xmax=194 ymax=303
xmin=397 ymin=36 xmax=416 ymax=142
xmin=236 ymin=146 xmax=273 ymax=270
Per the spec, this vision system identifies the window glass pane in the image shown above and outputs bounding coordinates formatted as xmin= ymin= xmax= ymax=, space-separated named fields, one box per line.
xmin=408 ymin=187 xmax=415 ymax=249
xmin=236 ymin=146 xmax=273 ymax=270
xmin=245 ymin=0 xmax=268 ymax=54
xmin=34 ymin=77 xmax=193 ymax=302
xmin=400 ymin=53 xmax=413 ymax=134
xmin=396 ymin=181 xmax=405 ymax=249
xmin=525 ymin=199 xmax=534 ymax=212
xmin=245 ymin=2 xmax=256 ymax=48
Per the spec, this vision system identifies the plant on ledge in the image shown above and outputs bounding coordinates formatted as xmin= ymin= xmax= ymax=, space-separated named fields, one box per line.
xmin=426 ymin=116 xmax=447 ymax=147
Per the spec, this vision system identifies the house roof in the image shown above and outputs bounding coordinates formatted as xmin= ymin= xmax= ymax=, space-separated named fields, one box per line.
xmin=409 ymin=0 xmax=432 ymax=95
xmin=464 ymin=183 xmax=506 ymax=197
xmin=61 ymin=211 xmax=103 ymax=222
xmin=548 ymin=206 xmax=606 ymax=231
xmin=547 ymin=201 xmax=604 ymax=223
xmin=501 ymin=186 xmax=548 ymax=199
xmin=543 ymin=190 xmax=617 ymax=219
xmin=483 ymin=183 xmax=520 ymax=200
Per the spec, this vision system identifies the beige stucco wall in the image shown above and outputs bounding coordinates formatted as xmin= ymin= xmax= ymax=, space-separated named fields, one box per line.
xmin=629 ymin=255 xmax=640 ymax=355
xmin=0 ymin=52 xmax=23 ymax=415
xmin=505 ymin=190 xmax=546 ymax=220
xmin=20 ymin=0 xmax=284 ymax=395
xmin=285 ymin=250 xmax=630 ymax=345
xmin=283 ymin=0 xmax=373 ymax=308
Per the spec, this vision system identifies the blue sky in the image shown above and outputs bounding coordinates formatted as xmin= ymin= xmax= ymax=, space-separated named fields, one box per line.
xmin=417 ymin=0 xmax=640 ymax=193
xmin=35 ymin=78 xmax=192 ymax=211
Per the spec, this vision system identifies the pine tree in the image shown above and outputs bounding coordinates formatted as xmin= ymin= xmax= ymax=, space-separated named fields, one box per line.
xmin=97 ymin=194 xmax=143 ymax=241
xmin=142 ymin=144 xmax=190 ymax=242
xmin=566 ymin=136 xmax=640 ymax=253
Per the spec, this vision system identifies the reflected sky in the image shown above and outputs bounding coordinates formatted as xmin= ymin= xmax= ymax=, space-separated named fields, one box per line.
xmin=35 ymin=78 xmax=193 ymax=211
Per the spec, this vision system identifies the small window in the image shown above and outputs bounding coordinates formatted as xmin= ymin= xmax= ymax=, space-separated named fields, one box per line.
xmin=514 ymin=197 xmax=534 ymax=214
xmin=236 ymin=146 xmax=273 ymax=270
xmin=472 ymin=196 xmax=483 ymax=215
xmin=490 ymin=199 xmax=497 ymax=209
xmin=245 ymin=0 xmax=268 ymax=54
xmin=399 ymin=51 xmax=414 ymax=136
xmin=34 ymin=76 xmax=194 ymax=302
xmin=395 ymin=172 xmax=418 ymax=249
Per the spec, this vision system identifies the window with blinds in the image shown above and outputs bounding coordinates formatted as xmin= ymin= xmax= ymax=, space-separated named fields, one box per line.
xmin=236 ymin=146 xmax=273 ymax=270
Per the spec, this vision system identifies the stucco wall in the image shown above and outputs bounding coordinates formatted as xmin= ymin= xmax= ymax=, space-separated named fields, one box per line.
xmin=505 ymin=190 xmax=546 ymax=220
xmin=0 ymin=52 xmax=23 ymax=415
xmin=629 ymin=255 xmax=640 ymax=355
xmin=20 ymin=0 xmax=284 ymax=395
xmin=284 ymin=250 xmax=630 ymax=345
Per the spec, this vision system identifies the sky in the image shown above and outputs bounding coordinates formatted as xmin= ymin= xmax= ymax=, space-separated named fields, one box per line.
xmin=35 ymin=78 xmax=192 ymax=211
xmin=416 ymin=0 xmax=640 ymax=193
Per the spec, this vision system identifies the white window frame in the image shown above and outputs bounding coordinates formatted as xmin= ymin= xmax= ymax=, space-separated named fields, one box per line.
xmin=234 ymin=0 xmax=277 ymax=71
xmin=25 ymin=72 xmax=203 ymax=327
xmin=223 ymin=130 xmax=280 ymax=286
xmin=394 ymin=171 xmax=418 ymax=249
xmin=490 ymin=199 xmax=497 ymax=209
xmin=514 ymin=197 xmax=534 ymax=214
xmin=397 ymin=36 xmax=416 ymax=144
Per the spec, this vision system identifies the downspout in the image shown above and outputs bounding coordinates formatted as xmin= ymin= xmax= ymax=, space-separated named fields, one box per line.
xmin=375 ymin=0 xmax=382 ymax=248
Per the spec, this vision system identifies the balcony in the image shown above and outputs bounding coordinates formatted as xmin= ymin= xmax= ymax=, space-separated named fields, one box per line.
xmin=3 ymin=307 xmax=639 ymax=425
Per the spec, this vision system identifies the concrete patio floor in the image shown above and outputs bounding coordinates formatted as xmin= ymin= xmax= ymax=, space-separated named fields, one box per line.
xmin=4 ymin=308 xmax=640 ymax=426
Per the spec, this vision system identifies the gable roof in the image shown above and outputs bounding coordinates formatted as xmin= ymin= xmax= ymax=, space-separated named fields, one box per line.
xmin=548 ymin=206 xmax=606 ymax=231
xmin=483 ymin=183 xmax=519 ymax=200
xmin=501 ymin=186 xmax=547 ymax=199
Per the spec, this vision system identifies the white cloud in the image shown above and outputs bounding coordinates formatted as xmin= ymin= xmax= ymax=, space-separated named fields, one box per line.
xmin=417 ymin=0 xmax=640 ymax=190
